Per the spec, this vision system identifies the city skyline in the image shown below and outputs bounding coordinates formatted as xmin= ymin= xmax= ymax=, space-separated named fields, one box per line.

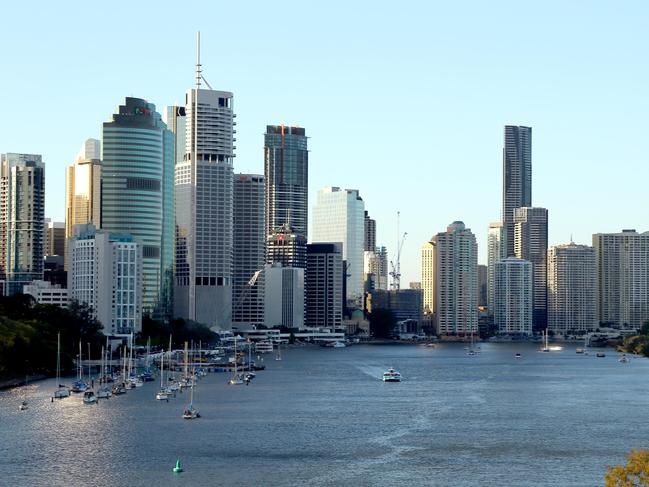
xmin=2 ymin=2 xmax=648 ymax=285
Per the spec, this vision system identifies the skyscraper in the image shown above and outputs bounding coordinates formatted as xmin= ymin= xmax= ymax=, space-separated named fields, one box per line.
xmin=45 ymin=220 xmax=65 ymax=257
xmin=364 ymin=210 xmax=376 ymax=251
xmin=101 ymin=97 xmax=174 ymax=318
xmin=494 ymin=257 xmax=533 ymax=335
xmin=264 ymin=262 xmax=304 ymax=329
xmin=593 ymin=230 xmax=649 ymax=329
xmin=306 ymin=243 xmax=343 ymax=330
xmin=174 ymin=87 xmax=235 ymax=329
xmin=266 ymin=223 xmax=307 ymax=269
xmin=364 ymin=246 xmax=388 ymax=292
xmin=65 ymin=138 xmax=101 ymax=269
xmin=233 ymin=174 xmax=265 ymax=327
xmin=487 ymin=222 xmax=505 ymax=315
xmin=502 ymin=125 xmax=532 ymax=257
xmin=1 ymin=153 xmax=45 ymax=295
xmin=312 ymin=187 xmax=365 ymax=303
xmin=264 ymin=125 xmax=308 ymax=239
xmin=514 ymin=207 xmax=548 ymax=330
xmin=421 ymin=239 xmax=435 ymax=314
xmin=433 ymin=221 xmax=478 ymax=336
xmin=547 ymin=242 xmax=597 ymax=334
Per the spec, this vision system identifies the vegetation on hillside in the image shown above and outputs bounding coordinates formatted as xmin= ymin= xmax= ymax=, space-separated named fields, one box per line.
xmin=618 ymin=321 xmax=649 ymax=358
xmin=605 ymin=449 xmax=649 ymax=486
xmin=138 ymin=316 xmax=218 ymax=349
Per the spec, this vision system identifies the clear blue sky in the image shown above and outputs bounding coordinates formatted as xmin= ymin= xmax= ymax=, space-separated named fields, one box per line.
xmin=2 ymin=1 xmax=647 ymax=284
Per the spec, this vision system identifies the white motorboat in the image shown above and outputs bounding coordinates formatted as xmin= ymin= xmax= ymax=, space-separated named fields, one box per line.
xmin=156 ymin=389 xmax=170 ymax=401
xmin=332 ymin=341 xmax=346 ymax=348
xmin=82 ymin=390 xmax=98 ymax=404
xmin=619 ymin=354 xmax=629 ymax=363
xmin=97 ymin=387 xmax=112 ymax=399
xmin=382 ymin=368 xmax=402 ymax=382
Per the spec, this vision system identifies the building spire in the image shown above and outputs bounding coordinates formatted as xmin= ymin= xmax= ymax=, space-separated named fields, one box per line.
xmin=196 ymin=31 xmax=202 ymax=90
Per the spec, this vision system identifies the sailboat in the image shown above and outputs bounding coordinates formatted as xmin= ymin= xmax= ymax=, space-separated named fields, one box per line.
xmin=156 ymin=347 xmax=170 ymax=401
xmin=275 ymin=338 xmax=282 ymax=361
xmin=71 ymin=341 xmax=89 ymax=393
xmin=182 ymin=368 xmax=200 ymax=419
xmin=467 ymin=328 xmax=477 ymax=356
xmin=19 ymin=375 xmax=29 ymax=410
xmin=540 ymin=329 xmax=550 ymax=352
xmin=53 ymin=332 xmax=70 ymax=399
xmin=97 ymin=347 xmax=112 ymax=399
xmin=229 ymin=337 xmax=244 ymax=385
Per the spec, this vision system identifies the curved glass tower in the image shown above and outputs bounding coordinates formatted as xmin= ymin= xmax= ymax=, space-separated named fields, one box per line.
xmin=101 ymin=97 xmax=173 ymax=318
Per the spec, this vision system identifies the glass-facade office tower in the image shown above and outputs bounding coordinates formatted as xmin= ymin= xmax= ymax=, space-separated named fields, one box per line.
xmin=306 ymin=243 xmax=343 ymax=330
xmin=514 ymin=207 xmax=548 ymax=330
xmin=264 ymin=125 xmax=308 ymax=239
xmin=502 ymin=125 xmax=532 ymax=257
xmin=547 ymin=242 xmax=597 ymax=334
xmin=266 ymin=223 xmax=307 ymax=269
xmin=233 ymin=174 xmax=265 ymax=327
xmin=0 ymin=153 xmax=45 ymax=295
xmin=65 ymin=138 xmax=101 ymax=269
xmin=593 ymin=230 xmax=649 ymax=329
xmin=432 ymin=221 xmax=478 ymax=336
xmin=101 ymin=97 xmax=174 ymax=319
xmin=494 ymin=257 xmax=532 ymax=335
xmin=175 ymin=88 xmax=235 ymax=329
xmin=312 ymin=187 xmax=365 ymax=303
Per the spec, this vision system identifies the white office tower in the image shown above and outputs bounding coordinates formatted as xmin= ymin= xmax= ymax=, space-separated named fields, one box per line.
xmin=547 ymin=242 xmax=597 ymax=334
xmin=174 ymin=87 xmax=235 ymax=329
xmin=421 ymin=240 xmax=435 ymax=314
xmin=487 ymin=222 xmax=505 ymax=316
xmin=494 ymin=257 xmax=532 ymax=335
xmin=264 ymin=262 xmax=304 ymax=329
xmin=312 ymin=187 xmax=365 ymax=303
xmin=593 ymin=230 xmax=649 ymax=329
xmin=433 ymin=221 xmax=478 ymax=336
xmin=233 ymin=174 xmax=265 ymax=327
xmin=68 ymin=224 xmax=143 ymax=334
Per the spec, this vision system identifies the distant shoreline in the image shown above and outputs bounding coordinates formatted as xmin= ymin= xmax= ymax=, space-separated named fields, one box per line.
xmin=0 ymin=374 xmax=49 ymax=392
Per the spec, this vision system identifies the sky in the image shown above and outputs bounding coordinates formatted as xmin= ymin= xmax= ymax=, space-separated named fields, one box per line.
xmin=1 ymin=1 xmax=647 ymax=284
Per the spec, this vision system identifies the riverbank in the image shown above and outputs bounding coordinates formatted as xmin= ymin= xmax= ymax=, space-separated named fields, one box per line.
xmin=0 ymin=374 xmax=48 ymax=391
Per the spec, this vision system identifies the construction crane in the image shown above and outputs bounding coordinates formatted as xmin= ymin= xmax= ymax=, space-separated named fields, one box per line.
xmin=229 ymin=270 xmax=263 ymax=327
xmin=389 ymin=212 xmax=407 ymax=291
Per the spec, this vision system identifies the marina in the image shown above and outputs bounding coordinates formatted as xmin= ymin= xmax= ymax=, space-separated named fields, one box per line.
xmin=1 ymin=342 xmax=648 ymax=486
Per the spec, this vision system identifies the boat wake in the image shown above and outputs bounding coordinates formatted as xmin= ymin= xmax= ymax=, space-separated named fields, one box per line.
xmin=356 ymin=365 xmax=388 ymax=380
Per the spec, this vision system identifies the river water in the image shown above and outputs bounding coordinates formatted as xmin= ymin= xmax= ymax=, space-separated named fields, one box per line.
xmin=0 ymin=342 xmax=646 ymax=486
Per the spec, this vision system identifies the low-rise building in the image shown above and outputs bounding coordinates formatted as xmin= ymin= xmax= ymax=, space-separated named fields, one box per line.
xmin=23 ymin=280 xmax=68 ymax=308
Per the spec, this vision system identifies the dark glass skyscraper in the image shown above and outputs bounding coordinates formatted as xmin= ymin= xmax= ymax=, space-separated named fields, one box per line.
xmin=264 ymin=125 xmax=308 ymax=239
xmin=502 ymin=125 xmax=532 ymax=257
xmin=101 ymin=97 xmax=174 ymax=318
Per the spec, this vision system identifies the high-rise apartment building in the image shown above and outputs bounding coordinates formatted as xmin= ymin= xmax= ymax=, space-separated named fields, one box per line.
xmin=305 ymin=243 xmax=343 ymax=330
xmin=494 ymin=257 xmax=532 ymax=335
xmin=101 ymin=97 xmax=173 ymax=319
xmin=477 ymin=264 xmax=488 ymax=308
xmin=502 ymin=125 xmax=532 ymax=257
xmin=68 ymin=224 xmax=143 ymax=334
xmin=312 ymin=187 xmax=365 ymax=303
xmin=364 ymin=211 xmax=376 ymax=251
xmin=1 ymin=153 xmax=45 ymax=295
xmin=421 ymin=239 xmax=435 ymax=314
xmin=175 ymin=88 xmax=235 ymax=329
xmin=487 ymin=221 xmax=505 ymax=315
xmin=264 ymin=125 xmax=308 ymax=240
xmin=514 ymin=207 xmax=548 ymax=330
xmin=233 ymin=174 xmax=265 ymax=327
xmin=593 ymin=230 xmax=649 ymax=329
xmin=65 ymin=138 xmax=101 ymax=269
xmin=547 ymin=242 xmax=597 ymax=334
xmin=433 ymin=221 xmax=478 ymax=335
xmin=364 ymin=246 xmax=388 ymax=293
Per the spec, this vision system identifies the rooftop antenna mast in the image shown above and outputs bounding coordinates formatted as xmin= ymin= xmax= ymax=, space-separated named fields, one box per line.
xmin=196 ymin=31 xmax=213 ymax=91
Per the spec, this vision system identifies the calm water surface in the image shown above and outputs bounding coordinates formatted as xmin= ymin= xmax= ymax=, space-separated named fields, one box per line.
xmin=1 ymin=343 xmax=647 ymax=486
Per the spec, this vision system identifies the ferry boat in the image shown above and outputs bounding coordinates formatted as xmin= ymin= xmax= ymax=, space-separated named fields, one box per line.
xmin=255 ymin=341 xmax=274 ymax=354
xmin=382 ymin=368 xmax=402 ymax=382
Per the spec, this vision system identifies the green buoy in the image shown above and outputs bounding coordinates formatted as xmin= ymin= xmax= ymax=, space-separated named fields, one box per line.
xmin=173 ymin=459 xmax=183 ymax=473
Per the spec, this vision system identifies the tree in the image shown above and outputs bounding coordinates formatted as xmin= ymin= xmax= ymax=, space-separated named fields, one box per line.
xmin=605 ymin=449 xmax=649 ymax=486
xmin=639 ymin=321 xmax=649 ymax=336
xmin=369 ymin=308 xmax=397 ymax=339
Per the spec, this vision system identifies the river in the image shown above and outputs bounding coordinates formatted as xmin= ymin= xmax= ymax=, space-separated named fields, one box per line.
xmin=0 ymin=342 xmax=646 ymax=486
